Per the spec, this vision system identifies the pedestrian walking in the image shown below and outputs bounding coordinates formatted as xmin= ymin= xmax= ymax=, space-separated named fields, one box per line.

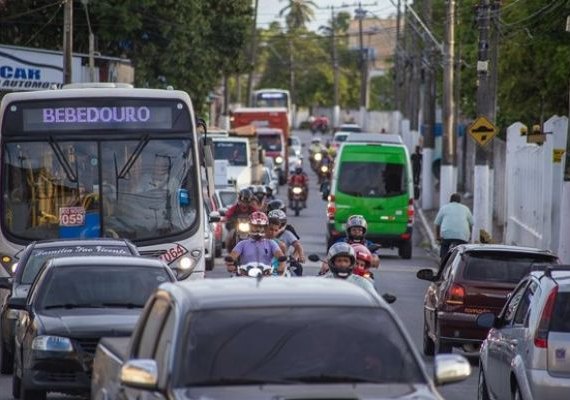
xmin=434 ymin=193 xmax=473 ymax=259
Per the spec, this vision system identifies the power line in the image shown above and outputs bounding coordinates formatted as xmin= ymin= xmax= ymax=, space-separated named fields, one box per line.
xmin=24 ymin=1 xmax=65 ymax=46
xmin=0 ymin=0 xmax=65 ymax=21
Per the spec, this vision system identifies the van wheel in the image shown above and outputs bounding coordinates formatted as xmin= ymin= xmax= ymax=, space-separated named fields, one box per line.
xmin=398 ymin=242 xmax=412 ymax=259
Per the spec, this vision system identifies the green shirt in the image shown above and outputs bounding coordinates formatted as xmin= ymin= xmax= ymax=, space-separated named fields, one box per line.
xmin=434 ymin=202 xmax=473 ymax=242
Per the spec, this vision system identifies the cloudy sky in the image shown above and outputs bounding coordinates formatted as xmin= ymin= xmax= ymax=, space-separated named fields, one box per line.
xmin=257 ymin=0 xmax=399 ymax=32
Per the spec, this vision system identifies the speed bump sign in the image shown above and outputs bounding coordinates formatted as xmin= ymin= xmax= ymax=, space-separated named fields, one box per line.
xmin=469 ymin=116 xmax=499 ymax=147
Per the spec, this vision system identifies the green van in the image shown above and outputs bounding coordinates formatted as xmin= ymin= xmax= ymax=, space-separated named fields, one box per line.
xmin=325 ymin=134 xmax=414 ymax=259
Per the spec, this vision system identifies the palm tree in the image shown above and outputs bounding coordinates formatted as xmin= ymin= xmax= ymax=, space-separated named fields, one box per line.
xmin=279 ymin=0 xmax=317 ymax=31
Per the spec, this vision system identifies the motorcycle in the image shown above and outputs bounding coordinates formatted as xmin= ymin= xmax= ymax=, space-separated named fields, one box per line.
xmin=310 ymin=117 xmax=329 ymax=134
xmin=318 ymin=159 xmax=332 ymax=184
xmin=225 ymin=256 xmax=289 ymax=278
xmin=310 ymin=151 xmax=323 ymax=172
xmin=227 ymin=217 xmax=250 ymax=250
xmin=289 ymin=185 xmax=306 ymax=216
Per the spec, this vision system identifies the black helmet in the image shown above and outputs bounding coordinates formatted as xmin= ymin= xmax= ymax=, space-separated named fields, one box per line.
xmin=295 ymin=166 xmax=303 ymax=174
xmin=238 ymin=188 xmax=254 ymax=204
xmin=346 ymin=215 xmax=367 ymax=242
xmin=266 ymin=199 xmax=286 ymax=213
xmin=327 ymin=242 xmax=356 ymax=279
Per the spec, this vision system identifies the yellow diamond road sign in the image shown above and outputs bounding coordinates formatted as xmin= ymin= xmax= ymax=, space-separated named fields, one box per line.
xmin=468 ymin=116 xmax=498 ymax=147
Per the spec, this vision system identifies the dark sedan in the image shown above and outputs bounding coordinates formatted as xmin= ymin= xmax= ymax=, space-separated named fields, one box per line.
xmin=417 ymin=244 xmax=558 ymax=355
xmin=9 ymin=255 xmax=175 ymax=400
xmin=0 ymin=238 xmax=138 ymax=374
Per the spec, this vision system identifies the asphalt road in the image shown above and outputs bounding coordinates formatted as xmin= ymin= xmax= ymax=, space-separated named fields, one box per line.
xmin=0 ymin=129 xmax=478 ymax=400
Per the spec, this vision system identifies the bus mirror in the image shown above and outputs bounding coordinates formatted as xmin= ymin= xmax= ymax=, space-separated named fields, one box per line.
xmin=177 ymin=189 xmax=190 ymax=206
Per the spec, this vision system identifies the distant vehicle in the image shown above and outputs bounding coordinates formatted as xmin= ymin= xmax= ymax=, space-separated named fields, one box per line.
xmin=10 ymin=255 xmax=176 ymax=399
xmin=212 ymin=187 xmax=238 ymax=245
xmin=332 ymin=131 xmax=350 ymax=151
xmin=251 ymin=88 xmax=291 ymax=121
xmin=205 ymin=127 xmax=229 ymax=137
xmin=337 ymin=123 xmax=362 ymax=133
xmin=289 ymin=135 xmax=302 ymax=157
xmin=477 ymin=265 xmax=570 ymax=400
xmin=325 ymin=134 xmax=414 ymax=258
xmin=416 ymin=244 xmax=558 ymax=356
xmin=261 ymin=166 xmax=279 ymax=197
xmin=0 ymin=86 xmax=211 ymax=280
xmin=0 ymin=238 xmax=139 ymax=375
xmin=203 ymin=202 xmax=221 ymax=271
xmin=211 ymin=136 xmax=252 ymax=188
xmin=92 ymin=278 xmax=471 ymax=400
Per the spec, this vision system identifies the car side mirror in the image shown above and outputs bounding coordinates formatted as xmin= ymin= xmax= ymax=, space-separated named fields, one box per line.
xmin=434 ymin=354 xmax=471 ymax=386
xmin=0 ymin=276 xmax=13 ymax=290
xmin=476 ymin=312 xmax=497 ymax=329
xmin=208 ymin=211 xmax=221 ymax=223
xmin=308 ymin=254 xmax=321 ymax=262
xmin=382 ymin=293 xmax=397 ymax=304
xmin=218 ymin=208 xmax=227 ymax=217
xmin=7 ymin=297 xmax=26 ymax=310
xmin=416 ymin=269 xmax=435 ymax=281
xmin=120 ymin=359 xmax=158 ymax=390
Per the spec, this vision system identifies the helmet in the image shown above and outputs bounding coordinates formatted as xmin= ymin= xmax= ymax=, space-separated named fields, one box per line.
xmin=311 ymin=137 xmax=321 ymax=144
xmin=238 ymin=188 xmax=254 ymax=204
xmin=252 ymin=185 xmax=267 ymax=201
xmin=351 ymin=243 xmax=372 ymax=268
xmin=295 ymin=166 xmax=303 ymax=174
xmin=327 ymin=242 xmax=356 ymax=279
xmin=249 ymin=211 xmax=269 ymax=240
xmin=346 ymin=215 xmax=367 ymax=242
xmin=267 ymin=209 xmax=287 ymax=226
xmin=266 ymin=199 xmax=286 ymax=213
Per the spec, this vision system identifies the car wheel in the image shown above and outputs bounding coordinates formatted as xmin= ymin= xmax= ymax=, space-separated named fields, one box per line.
xmin=12 ymin=373 xmax=21 ymax=399
xmin=436 ymin=338 xmax=452 ymax=354
xmin=478 ymin=365 xmax=491 ymax=400
xmin=0 ymin=339 xmax=14 ymax=374
xmin=423 ymin=321 xmax=435 ymax=356
xmin=21 ymin=384 xmax=46 ymax=400
xmin=398 ymin=241 xmax=412 ymax=259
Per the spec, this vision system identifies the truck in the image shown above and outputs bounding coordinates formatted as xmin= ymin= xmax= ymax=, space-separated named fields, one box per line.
xmin=230 ymin=107 xmax=290 ymax=183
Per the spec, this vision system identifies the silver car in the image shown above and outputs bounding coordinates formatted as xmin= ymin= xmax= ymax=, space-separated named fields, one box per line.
xmin=477 ymin=265 xmax=570 ymax=400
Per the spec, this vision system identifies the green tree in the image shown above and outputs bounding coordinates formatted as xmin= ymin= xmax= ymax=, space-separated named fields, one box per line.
xmin=278 ymin=0 xmax=317 ymax=31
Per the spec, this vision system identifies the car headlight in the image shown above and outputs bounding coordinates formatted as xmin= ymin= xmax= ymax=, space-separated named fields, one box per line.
xmin=238 ymin=222 xmax=250 ymax=232
xmin=275 ymin=156 xmax=283 ymax=164
xmin=314 ymin=153 xmax=322 ymax=161
xmin=32 ymin=336 xmax=73 ymax=352
xmin=292 ymin=187 xmax=303 ymax=194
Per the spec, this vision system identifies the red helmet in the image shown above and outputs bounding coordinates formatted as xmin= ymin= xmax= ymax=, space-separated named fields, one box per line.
xmin=351 ymin=244 xmax=372 ymax=267
xmin=249 ymin=211 xmax=269 ymax=226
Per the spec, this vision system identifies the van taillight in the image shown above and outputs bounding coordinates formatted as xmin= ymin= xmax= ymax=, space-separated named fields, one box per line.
xmin=534 ymin=286 xmax=558 ymax=349
xmin=446 ymin=284 xmax=465 ymax=306
xmin=407 ymin=199 xmax=414 ymax=223
xmin=327 ymin=195 xmax=336 ymax=220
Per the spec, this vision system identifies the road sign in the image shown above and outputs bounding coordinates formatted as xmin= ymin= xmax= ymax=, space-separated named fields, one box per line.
xmin=468 ymin=116 xmax=499 ymax=147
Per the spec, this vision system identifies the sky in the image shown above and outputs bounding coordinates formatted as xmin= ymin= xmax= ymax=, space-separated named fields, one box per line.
xmin=257 ymin=0 xmax=400 ymax=32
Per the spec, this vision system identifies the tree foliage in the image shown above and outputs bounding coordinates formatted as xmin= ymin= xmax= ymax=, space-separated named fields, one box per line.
xmin=0 ymin=0 xmax=253 ymax=111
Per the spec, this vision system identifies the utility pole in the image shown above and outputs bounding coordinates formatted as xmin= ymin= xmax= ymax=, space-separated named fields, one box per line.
xmin=331 ymin=6 xmax=340 ymax=128
xmin=356 ymin=3 xmax=368 ymax=129
xmin=473 ymin=0 xmax=494 ymax=241
xmin=441 ymin=0 xmax=457 ymax=207
xmin=81 ymin=0 xmax=95 ymax=82
xmin=394 ymin=0 xmax=401 ymax=112
xmin=421 ymin=0 xmax=436 ymax=210
xmin=559 ymin=15 xmax=570 ymax=263
xmin=246 ymin=0 xmax=260 ymax=106
xmin=63 ymin=0 xmax=73 ymax=84
xmin=409 ymin=5 xmax=420 ymax=133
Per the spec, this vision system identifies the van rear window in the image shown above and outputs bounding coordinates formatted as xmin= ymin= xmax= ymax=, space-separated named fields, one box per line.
xmin=338 ymin=162 xmax=406 ymax=198
xmin=213 ymin=142 xmax=247 ymax=166
xmin=463 ymin=253 xmax=557 ymax=284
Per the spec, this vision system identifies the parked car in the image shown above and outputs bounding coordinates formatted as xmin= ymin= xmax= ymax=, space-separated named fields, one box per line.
xmin=0 ymin=238 xmax=139 ymax=375
xmin=417 ymin=244 xmax=558 ymax=356
xmin=477 ymin=265 xmax=570 ymax=400
xmin=10 ymin=255 xmax=176 ymax=399
xmin=92 ymin=277 xmax=471 ymax=400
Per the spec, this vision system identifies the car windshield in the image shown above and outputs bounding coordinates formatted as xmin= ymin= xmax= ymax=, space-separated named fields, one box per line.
xmin=338 ymin=161 xmax=406 ymax=198
xmin=38 ymin=265 xmax=171 ymax=309
xmin=218 ymin=191 xmax=237 ymax=208
xmin=335 ymin=134 xmax=349 ymax=143
xmin=21 ymin=245 xmax=132 ymax=284
xmin=179 ymin=307 xmax=425 ymax=386
xmin=463 ymin=252 xmax=558 ymax=284
xmin=258 ymin=134 xmax=282 ymax=152
xmin=3 ymin=138 xmax=198 ymax=242
xmin=213 ymin=141 xmax=247 ymax=166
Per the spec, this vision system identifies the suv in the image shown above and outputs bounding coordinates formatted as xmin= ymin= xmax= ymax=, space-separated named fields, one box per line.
xmin=417 ymin=244 xmax=558 ymax=356
xmin=477 ymin=266 xmax=570 ymax=400
xmin=0 ymin=238 xmax=139 ymax=374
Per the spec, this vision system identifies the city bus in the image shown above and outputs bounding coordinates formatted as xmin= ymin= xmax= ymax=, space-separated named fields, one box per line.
xmin=0 ymin=85 xmax=209 ymax=279
xmin=252 ymin=88 xmax=290 ymax=112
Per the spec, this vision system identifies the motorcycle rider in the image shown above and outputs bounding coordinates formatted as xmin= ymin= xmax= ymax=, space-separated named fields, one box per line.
xmin=288 ymin=166 xmax=309 ymax=208
xmin=266 ymin=199 xmax=301 ymax=240
xmin=322 ymin=242 xmax=375 ymax=292
xmin=224 ymin=188 xmax=258 ymax=250
xmin=251 ymin=185 xmax=268 ymax=210
xmin=225 ymin=211 xmax=286 ymax=275
xmin=268 ymin=210 xmax=305 ymax=275
xmin=351 ymin=243 xmax=375 ymax=280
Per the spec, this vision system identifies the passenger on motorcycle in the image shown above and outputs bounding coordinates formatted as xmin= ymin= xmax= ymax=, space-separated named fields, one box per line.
xmin=224 ymin=188 xmax=259 ymax=250
xmin=266 ymin=199 xmax=301 ymax=240
xmin=268 ymin=210 xmax=305 ymax=271
xmin=322 ymin=242 xmax=375 ymax=292
xmin=309 ymin=138 xmax=323 ymax=157
xmin=251 ymin=185 xmax=268 ymax=211
xmin=225 ymin=211 xmax=286 ymax=275
xmin=288 ymin=166 xmax=309 ymax=208
xmin=351 ymin=243 xmax=375 ymax=280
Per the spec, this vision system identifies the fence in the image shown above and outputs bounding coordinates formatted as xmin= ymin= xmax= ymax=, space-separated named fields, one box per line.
xmin=505 ymin=116 xmax=568 ymax=252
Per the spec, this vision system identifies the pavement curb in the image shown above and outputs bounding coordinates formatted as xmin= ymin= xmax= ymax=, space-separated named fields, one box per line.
xmin=415 ymin=206 xmax=440 ymax=258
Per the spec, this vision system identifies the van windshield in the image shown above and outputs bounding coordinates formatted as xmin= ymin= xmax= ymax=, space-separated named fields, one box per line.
xmin=258 ymin=134 xmax=282 ymax=152
xmin=213 ymin=142 xmax=247 ymax=166
xmin=338 ymin=162 xmax=406 ymax=198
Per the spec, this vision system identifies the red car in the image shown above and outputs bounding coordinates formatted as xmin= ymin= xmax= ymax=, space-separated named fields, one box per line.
xmin=417 ymin=244 xmax=558 ymax=355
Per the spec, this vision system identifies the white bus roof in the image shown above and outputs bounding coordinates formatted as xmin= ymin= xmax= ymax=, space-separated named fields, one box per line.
xmin=345 ymin=133 xmax=403 ymax=144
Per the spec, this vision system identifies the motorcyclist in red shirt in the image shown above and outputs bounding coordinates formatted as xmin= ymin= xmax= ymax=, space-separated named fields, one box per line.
xmin=224 ymin=188 xmax=259 ymax=250
xmin=288 ymin=166 xmax=309 ymax=208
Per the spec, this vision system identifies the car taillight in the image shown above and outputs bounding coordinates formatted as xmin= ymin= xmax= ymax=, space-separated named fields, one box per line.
xmin=327 ymin=195 xmax=336 ymax=219
xmin=446 ymin=283 xmax=465 ymax=306
xmin=534 ymin=286 xmax=558 ymax=349
xmin=407 ymin=198 xmax=414 ymax=223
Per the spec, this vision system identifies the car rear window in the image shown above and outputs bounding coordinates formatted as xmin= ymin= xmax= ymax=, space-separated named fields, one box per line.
xmin=180 ymin=306 xmax=425 ymax=386
xmin=462 ymin=252 xmax=557 ymax=284
xmin=21 ymin=245 xmax=133 ymax=284
xmin=335 ymin=134 xmax=348 ymax=142
xmin=338 ymin=161 xmax=406 ymax=198
xmin=218 ymin=191 xmax=237 ymax=208
xmin=551 ymin=292 xmax=570 ymax=332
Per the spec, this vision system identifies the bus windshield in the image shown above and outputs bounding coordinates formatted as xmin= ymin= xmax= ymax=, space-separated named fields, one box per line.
xmin=254 ymin=92 xmax=289 ymax=109
xmin=2 ymin=137 xmax=197 ymax=242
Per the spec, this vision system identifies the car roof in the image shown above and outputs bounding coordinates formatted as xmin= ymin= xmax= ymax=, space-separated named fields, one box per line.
xmin=458 ymin=243 xmax=555 ymax=256
xmin=29 ymin=238 xmax=133 ymax=249
xmin=164 ymin=277 xmax=384 ymax=311
xmin=47 ymin=255 xmax=167 ymax=268
xmin=345 ymin=133 xmax=403 ymax=144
